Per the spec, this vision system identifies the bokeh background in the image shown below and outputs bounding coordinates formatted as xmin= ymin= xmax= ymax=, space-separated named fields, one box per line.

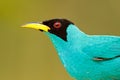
xmin=0 ymin=0 xmax=120 ymax=80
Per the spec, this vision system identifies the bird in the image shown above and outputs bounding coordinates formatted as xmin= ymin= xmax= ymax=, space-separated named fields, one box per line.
xmin=22 ymin=19 xmax=120 ymax=80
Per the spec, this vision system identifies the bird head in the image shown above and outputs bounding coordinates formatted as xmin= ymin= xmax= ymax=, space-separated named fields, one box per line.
xmin=22 ymin=19 xmax=75 ymax=41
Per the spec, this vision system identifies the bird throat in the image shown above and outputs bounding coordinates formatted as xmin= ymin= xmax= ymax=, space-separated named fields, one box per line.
xmin=45 ymin=24 xmax=87 ymax=57
xmin=45 ymin=25 xmax=88 ymax=78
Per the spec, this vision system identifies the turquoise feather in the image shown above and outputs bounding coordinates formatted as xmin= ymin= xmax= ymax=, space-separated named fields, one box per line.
xmin=45 ymin=24 xmax=120 ymax=80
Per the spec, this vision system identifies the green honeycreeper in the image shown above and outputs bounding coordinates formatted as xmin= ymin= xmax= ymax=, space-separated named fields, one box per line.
xmin=22 ymin=19 xmax=120 ymax=80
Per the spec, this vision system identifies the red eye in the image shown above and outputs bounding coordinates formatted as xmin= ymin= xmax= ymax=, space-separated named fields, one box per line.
xmin=53 ymin=22 xmax=61 ymax=28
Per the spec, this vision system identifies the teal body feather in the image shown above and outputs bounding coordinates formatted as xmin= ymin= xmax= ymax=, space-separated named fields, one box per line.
xmin=46 ymin=24 xmax=120 ymax=80
xmin=23 ymin=19 xmax=120 ymax=80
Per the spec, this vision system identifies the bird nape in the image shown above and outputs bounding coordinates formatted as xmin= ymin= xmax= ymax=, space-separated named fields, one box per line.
xmin=22 ymin=19 xmax=120 ymax=80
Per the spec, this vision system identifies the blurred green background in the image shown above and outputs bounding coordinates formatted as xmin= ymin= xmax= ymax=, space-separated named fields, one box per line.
xmin=0 ymin=0 xmax=120 ymax=80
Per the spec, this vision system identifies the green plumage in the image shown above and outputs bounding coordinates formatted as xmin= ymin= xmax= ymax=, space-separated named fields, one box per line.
xmin=23 ymin=19 xmax=120 ymax=80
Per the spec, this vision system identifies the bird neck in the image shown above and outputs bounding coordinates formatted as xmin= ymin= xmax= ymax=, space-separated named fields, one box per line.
xmin=46 ymin=24 xmax=87 ymax=50
xmin=45 ymin=25 xmax=89 ymax=77
xmin=67 ymin=24 xmax=86 ymax=42
xmin=45 ymin=24 xmax=87 ymax=59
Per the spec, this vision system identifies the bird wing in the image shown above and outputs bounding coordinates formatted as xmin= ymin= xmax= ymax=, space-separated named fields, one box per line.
xmin=83 ymin=35 xmax=120 ymax=60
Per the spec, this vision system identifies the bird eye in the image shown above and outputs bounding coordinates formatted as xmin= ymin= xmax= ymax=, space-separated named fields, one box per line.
xmin=53 ymin=22 xmax=61 ymax=28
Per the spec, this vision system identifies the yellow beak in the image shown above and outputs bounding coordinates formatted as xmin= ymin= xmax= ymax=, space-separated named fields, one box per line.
xmin=21 ymin=23 xmax=50 ymax=32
